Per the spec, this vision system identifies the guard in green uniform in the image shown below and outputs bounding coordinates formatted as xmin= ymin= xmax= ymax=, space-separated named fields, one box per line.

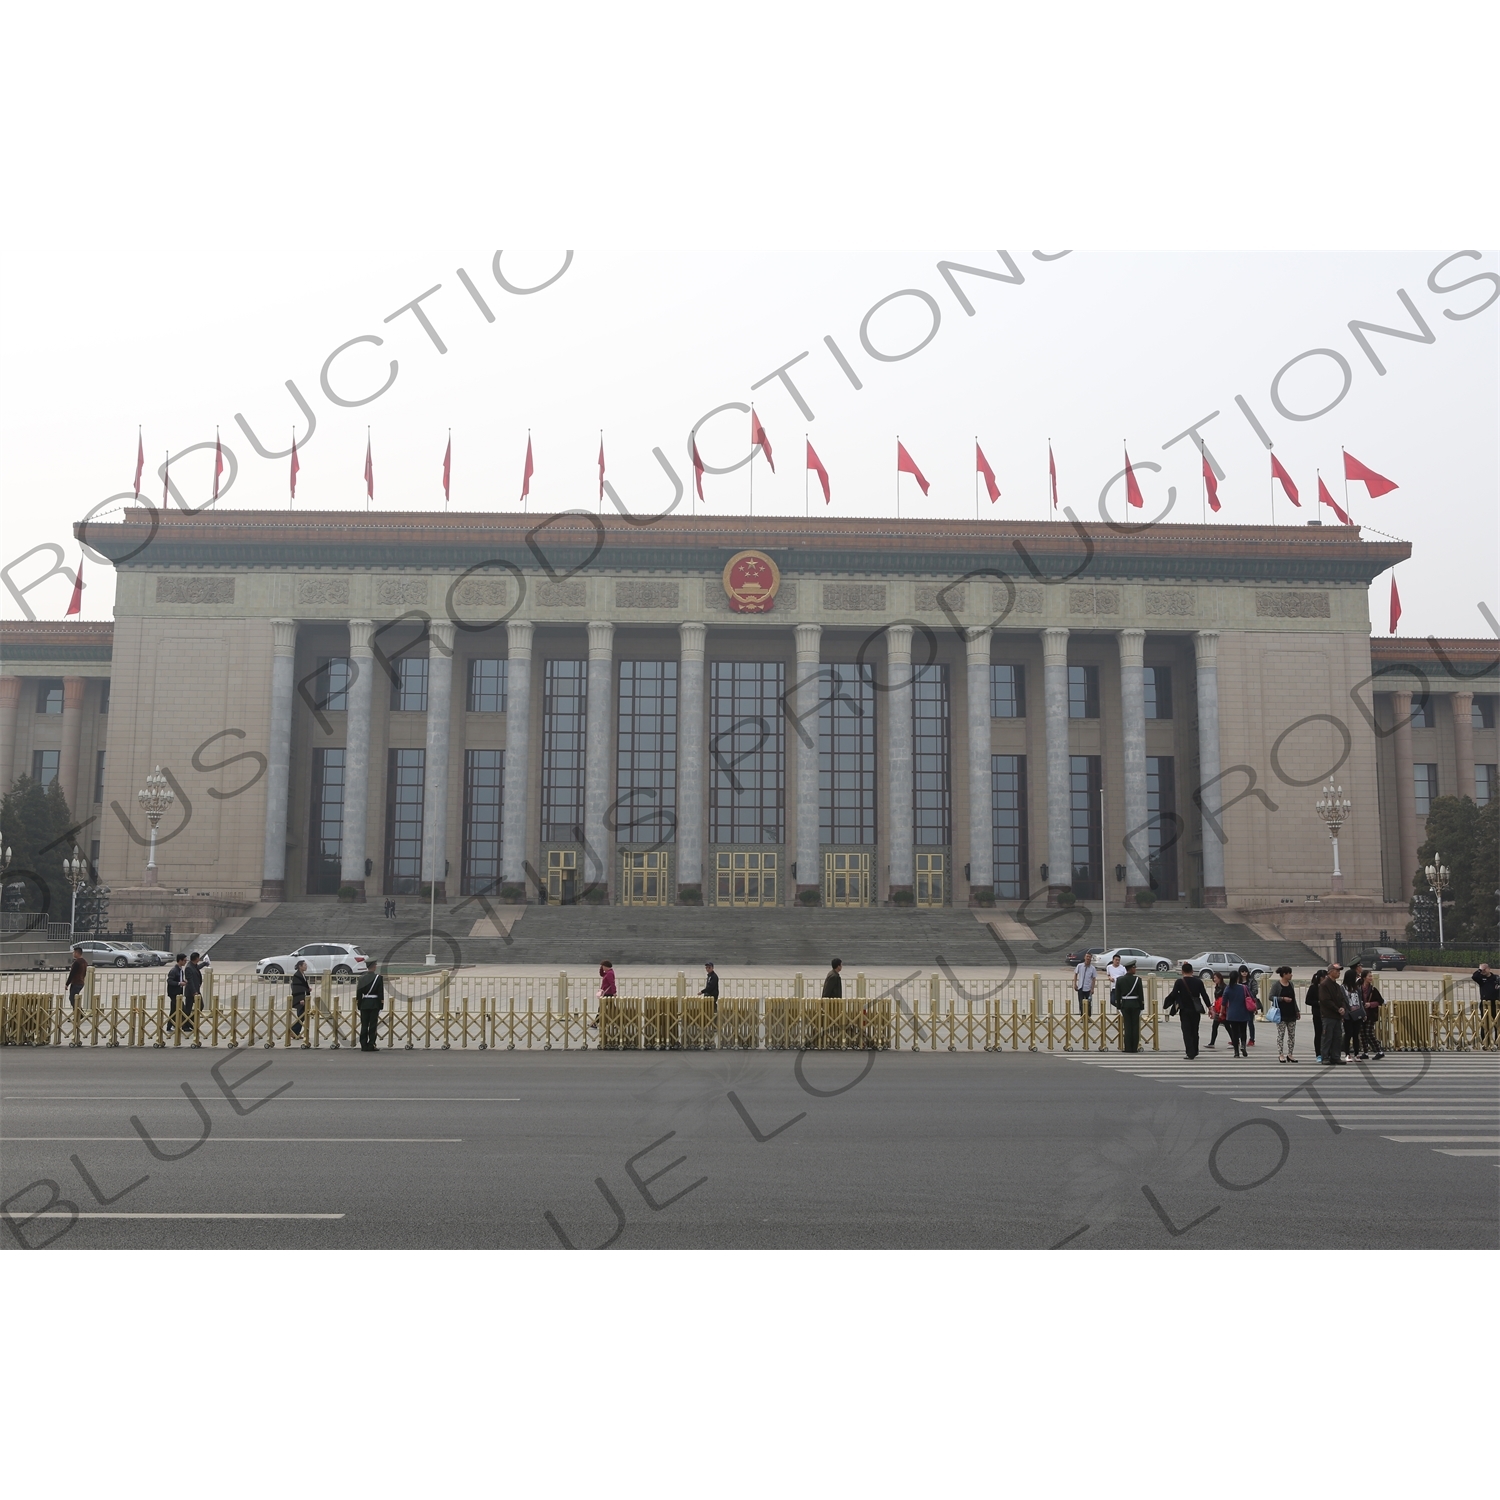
xmin=1112 ymin=958 xmax=1146 ymax=1053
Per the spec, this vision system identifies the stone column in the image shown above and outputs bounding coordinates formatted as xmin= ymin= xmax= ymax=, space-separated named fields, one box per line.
xmin=501 ymin=620 xmax=534 ymax=893
xmin=58 ymin=677 xmax=86 ymax=817
xmin=1042 ymin=627 xmax=1071 ymax=903
xmin=421 ymin=620 xmax=455 ymax=902
xmin=676 ymin=622 xmax=706 ymax=904
xmin=584 ymin=621 xmax=615 ymax=897
xmin=793 ymin=624 xmax=823 ymax=902
xmin=338 ymin=619 xmax=375 ymax=901
xmin=1194 ymin=630 xmax=1226 ymax=907
xmin=1390 ymin=689 xmax=1419 ymax=899
xmin=1118 ymin=629 xmax=1149 ymax=897
xmin=1451 ymin=691 xmax=1476 ymax=803
xmin=0 ymin=676 xmax=20 ymax=794
xmin=886 ymin=625 xmax=914 ymax=901
xmin=260 ymin=620 xmax=298 ymax=902
xmin=966 ymin=628 xmax=994 ymax=902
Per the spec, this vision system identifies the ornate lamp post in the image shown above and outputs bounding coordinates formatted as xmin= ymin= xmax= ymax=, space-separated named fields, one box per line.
xmin=1315 ymin=781 xmax=1352 ymax=894
xmin=1424 ymin=854 xmax=1451 ymax=949
xmin=64 ymin=846 xmax=88 ymax=942
xmin=137 ymin=767 xmax=175 ymax=886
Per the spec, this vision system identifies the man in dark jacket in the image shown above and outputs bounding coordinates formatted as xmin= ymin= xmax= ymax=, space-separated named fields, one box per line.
xmin=183 ymin=952 xmax=204 ymax=1033
xmin=166 ymin=953 xmax=189 ymax=1037
xmin=1165 ymin=962 xmax=1210 ymax=1059
xmin=66 ymin=946 xmax=89 ymax=1046
xmin=1112 ymin=958 xmax=1147 ymax=1053
xmin=356 ymin=961 xmax=385 ymax=1051
xmin=1474 ymin=963 xmax=1499 ymax=1045
xmin=822 ymin=959 xmax=844 ymax=999
xmin=1317 ymin=962 xmax=1349 ymax=1065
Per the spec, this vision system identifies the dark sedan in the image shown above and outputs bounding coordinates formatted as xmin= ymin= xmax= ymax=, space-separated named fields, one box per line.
xmin=1354 ymin=947 xmax=1406 ymax=972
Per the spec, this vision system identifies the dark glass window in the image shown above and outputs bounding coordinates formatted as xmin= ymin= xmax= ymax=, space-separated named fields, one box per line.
xmin=94 ymin=750 xmax=106 ymax=804
xmin=462 ymin=749 xmax=504 ymax=895
xmin=467 ymin=658 xmax=508 ymax=713
xmin=616 ymin=660 xmax=677 ymax=844
xmin=314 ymin=656 xmax=351 ymax=713
xmin=384 ymin=748 xmax=426 ymax=893
xmin=1476 ymin=764 xmax=1497 ymax=807
xmin=991 ymin=754 xmax=1028 ymax=899
xmin=1143 ymin=666 xmax=1173 ymax=720
xmin=33 ymin=749 xmax=59 ymax=786
xmin=1410 ymin=696 xmax=1434 ymax=729
xmin=541 ymin=660 xmax=587 ymax=843
xmin=820 ymin=664 xmax=876 ymax=845
xmin=37 ymin=680 xmax=63 ymax=715
xmin=1068 ymin=665 xmax=1099 ymax=719
xmin=709 ymin=661 xmax=785 ymax=844
xmin=1145 ymin=755 xmax=1178 ymax=897
xmin=990 ymin=664 xmax=1025 ymax=719
xmin=1472 ymin=695 xmax=1497 ymax=730
xmin=99 ymin=681 xmax=110 ymax=715
xmin=307 ymin=748 xmax=346 ymax=894
xmin=913 ymin=663 xmax=951 ymax=846
xmin=1413 ymin=763 xmax=1438 ymax=815
xmin=1069 ymin=754 xmax=1102 ymax=898
xmin=391 ymin=655 xmax=429 ymax=712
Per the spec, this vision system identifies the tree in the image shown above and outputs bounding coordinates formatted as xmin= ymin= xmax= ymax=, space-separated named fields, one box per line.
xmin=1410 ymin=795 xmax=1500 ymax=946
xmin=0 ymin=775 xmax=78 ymax=917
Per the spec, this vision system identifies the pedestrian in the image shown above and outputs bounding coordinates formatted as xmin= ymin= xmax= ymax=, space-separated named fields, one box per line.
xmin=66 ymin=944 xmax=88 ymax=1045
xmin=1472 ymin=963 xmax=1498 ymax=1046
xmin=1222 ymin=970 xmax=1253 ymax=1057
xmin=598 ymin=960 xmax=617 ymax=999
xmin=822 ymin=958 xmax=844 ymax=999
xmin=1238 ymin=965 xmax=1259 ymax=1047
xmin=290 ymin=959 xmax=311 ymax=1040
xmin=356 ymin=960 xmax=385 ymax=1051
xmin=184 ymin=952 xmax=203 ymax=1033
xmin=1269 ymin=965 xmax=1300 ymax=1063
xmin=1307 ymin=968 xmax=1328 ymax=1060
xmin=1074 ymin=952 xmax=1097 ymax=1016
xmin=1165 ymin=962 xmax=1210 ymax=1060
xmin=1318 ymin=962 xmax=1349 ymax=1065
xmin=1111 ymin=958 xmax=1146 ymax=1053
xmin=1207 ymin=970 xmax=1229 ymax=1048
xmin=701 ymin=961 xmax=720 ymax=1003
xmin=1342 ymin=964 xmax=1365 ymax=1060
xmin=166 ymin=952 xmax=190 ymax=1036
xmin=1105 ymin=952 xmax=1127 ymax=992
xmin=1356 ymin=970 xmax=1386 ymax=1060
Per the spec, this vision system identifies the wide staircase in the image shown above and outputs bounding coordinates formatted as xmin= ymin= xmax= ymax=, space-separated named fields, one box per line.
xmin=209 ymin=897 xmax=1324 ymax=970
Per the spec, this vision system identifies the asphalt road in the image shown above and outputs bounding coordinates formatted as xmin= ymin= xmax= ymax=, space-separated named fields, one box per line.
xmin=3 ymin=1044 xmax=1496 ymax=1249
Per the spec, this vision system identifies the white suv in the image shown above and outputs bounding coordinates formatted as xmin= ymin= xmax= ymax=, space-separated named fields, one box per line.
xmin=257 ymin=943 xmax=368 ymax=979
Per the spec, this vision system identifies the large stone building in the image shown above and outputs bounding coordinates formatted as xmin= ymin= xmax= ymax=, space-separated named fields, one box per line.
xmin=1 ymin=509 xmax=1495 ymax=943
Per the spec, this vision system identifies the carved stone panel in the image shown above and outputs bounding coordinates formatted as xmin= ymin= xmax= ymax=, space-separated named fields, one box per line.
xmin=1001 ymin=585 xmax=1045 ymax=615
xmin=376 ymin=577 xmax=429 ymax=608
xmin=1255 ymin=590 xmax=1331 ymax=618
xmin=916 ymin=583 xmax=964 ymax=611
xmin=1069 ymin=587 xmax=1119 ymax=615
xmin=823 ymin=583 xmax=887 ymax=612
xmin=1144 ymin=588 xmax=1194 ymax=616
xmin=451 ymin=577 xmax=509 ymax=608
xmin=297 ymin=577 xmax=351 ymax=607
xmin=616 ymin=580 xmax=680 ymax=610
xmin=537 ymin=580 xmax=587 ymax=608
xmin=155 ymin=576 xmax=235 ymax=605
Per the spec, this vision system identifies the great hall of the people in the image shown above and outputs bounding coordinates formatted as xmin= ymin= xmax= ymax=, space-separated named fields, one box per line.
xmin=1 ymin=509 xmax=1495 ymax=944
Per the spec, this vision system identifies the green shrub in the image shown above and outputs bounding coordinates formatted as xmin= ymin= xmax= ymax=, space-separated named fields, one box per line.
xmin=1134 ymin=889 xmax=1157 ymax=908
xmin=797 ymin=887 xmax=821 ymax=906
xmin=891 ymin=889 xmax=915 ymax=907
xmin=337 ymin=886 xmax=360 ymax=903
xmin=676 ymin=885 xmax=703 ymax=906
xmin=1057 ymin=889 xmax=1077 ymax=907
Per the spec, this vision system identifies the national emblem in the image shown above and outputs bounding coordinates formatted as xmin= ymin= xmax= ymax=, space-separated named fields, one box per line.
xmin=722 ymin=550 xmax=781 ymax=614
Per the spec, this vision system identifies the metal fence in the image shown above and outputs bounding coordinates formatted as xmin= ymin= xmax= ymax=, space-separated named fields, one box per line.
xmin=2 ymin=968 xmax=1495 ymax=1052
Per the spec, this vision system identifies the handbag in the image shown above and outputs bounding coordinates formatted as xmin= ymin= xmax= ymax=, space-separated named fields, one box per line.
xmin=1266 ymin=1001 xmax=1281 ymax=1025
xmin=1245 ymin=995 xmax=1259 ymax=1014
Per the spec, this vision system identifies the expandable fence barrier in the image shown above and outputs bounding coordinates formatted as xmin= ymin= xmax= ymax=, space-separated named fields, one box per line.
xmin=1 ymin=969 xmax=1495 ymax=1052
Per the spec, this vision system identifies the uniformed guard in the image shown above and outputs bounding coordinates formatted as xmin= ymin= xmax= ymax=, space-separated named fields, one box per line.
xmin=1112 ymin=958 xmax=1147 ymax=1053
xmin=356 ymin=961 xmax=385 ymax=1052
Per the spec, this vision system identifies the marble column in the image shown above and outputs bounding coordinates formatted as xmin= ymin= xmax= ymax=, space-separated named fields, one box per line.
xmin=421 ymin=620 xmax=455 ymax=901
xmin=501 ymin=620 xmax=534 ymax=893
xmin=1042 ymin=627 xmax=1071 ymax=902
xmin=58 ymin=677 xmax=86 ymax=818
xmin=1118 ymin=629 xmax=1149 ymax=896
xmin=965 ymin=628 xmax=994 ymax=902
xmin=260 ymin=619 xmax=298 ymax=902
xmin=584 ymin=621 xmax=615 ymax=896
xmin=1194 ymin=630 xmax=1226 ymax=907
xmin=1451 ymin=691 xmax=1476 ymax=803
xmin=676 ymin=622 xmax=706 ymax=903
xmin=793 ymin=623 xmax=823 ymax=901
xmin=338 ymin=619 xmax=375 ymax=901
xmin=0 ymin=676 xmax=19 ymax=791
xmin=886 ymin=625 xmax=914 ymax=900
xmin=1390 ymin=689 xmax=1419 ymax=899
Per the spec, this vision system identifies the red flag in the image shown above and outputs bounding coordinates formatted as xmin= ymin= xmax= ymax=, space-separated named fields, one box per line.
xmin=1123 ymin=446 xmax=1145 ymax=508
xmin=212 ymin=431 xmax=224 ymax=500
xmin=1389 ymin=575 xmax=1402 ymax=633
xmin=442 ymin=436 xmax=451 ymax=503
xmin=133 ymin=432 xmax=144 ymax=500
xmin=290 ymin=435 xmax=300 ymax=500
xmin=520 ymin=435 xmax=533 ymax=503
xmin=896 ymin=441 xmax=930 ymax=495
xmin=1203 ymin=454 xmax=1222 ymax=513
xmin=1048 ymin=443 xmax=1058 ymax=509
xmin=598 ymin=438 xmax=606 ymax=502
xmin=1344 ymin=450 xmax=1398 ymax=498
xmin=1317 ymin=474 xmax=1352 ymax=525
xmin=364 ymin=436 xmax=374 ymax=502
xmin=692 ymin=438 xmax=706 ymax=501
xmin=66 ymin=557 xmax=84 ymax=616
xmin=750 ymin=410 xmax=774 ymax=472
xmin=1271 ymin=453 xmax=1300 ymax=507
xmin=807 ymin=440 xmax=831 ymax=505
xmin=976 ymin=442 xmax=1000 ymax=503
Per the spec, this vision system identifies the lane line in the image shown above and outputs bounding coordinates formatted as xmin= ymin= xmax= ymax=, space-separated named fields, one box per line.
xmin=4 ymin=1096 xmax=520 ymax=1102
xmin=19 ymin=1212 xmax=345 ymax=1220
xmin=1 ymin=1137 xmax=463 ymax=1143
xmin=1434 ymin=1149 xmax=1500 ymax=1157
xmin=1382 ymin=1136 xmax=1500 ymax=1143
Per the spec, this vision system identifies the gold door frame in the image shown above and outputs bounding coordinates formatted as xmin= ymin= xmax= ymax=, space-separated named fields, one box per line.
xmin=915 ymin=851 xmax=945 ymax=907
xmin=823 ymin=850 xmax=871 ymax=908
xmin=714 ymin=850 xmax=779 ymax=906
xmin=621 ymin=849 xmax=671 ymax=906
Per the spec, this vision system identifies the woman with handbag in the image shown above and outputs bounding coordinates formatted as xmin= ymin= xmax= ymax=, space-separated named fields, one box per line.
xmin=1237 ymin=965 xmax=1261 ymax=1047
xmin=290 ymin=959 xmax=311 ymax=1040
xmin=1207 ymin=970 xmax=1229 ymax=1049
xmin=1342 ymin=964 xmax=1367 ymax=1060
xmin=1357 ymin=972 xmax=1386 ymax=1060
xmin=1222 ymin=973 xmax=1253 ymax=1057
xmin=1269 ymin=964 xmax=1299 ymax=1062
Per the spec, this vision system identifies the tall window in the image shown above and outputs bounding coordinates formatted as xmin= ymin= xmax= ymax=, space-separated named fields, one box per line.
xmin=391 ymin=655 xmax=429 ymax=712
xmin=468 ymin=658 xmax=508 ymax=713
xmin=1143 ymin=666 xmax=1173 ymax=720
xmin=991 ymin=754 xmax=1028 ymax=899
xmin=462 ymin=749 xmax=503 ymax=895
xmin=541 ymin=659 xmax=587 ymax=842
xmin=616 ymin=660 xmax=678 ymax=844
xmin=1409 ymin=696 xmax=1434 ymax=729
xmin=37 ymin=680 xmax=63 ymax=715
xmin=1473 ymin=696 xmax=1497 ymax=730
xmin=1069 ymin=754 xmax=1102 ymax=898
xmin=990 ymin=663 xmax=1025 ymax=718
xmin=710 ymin=661 xmax=785 ymax=844
xmin=312 ymin=656 xmax=350 ymax=712
xmin=1145 ymin=755 xmax=1178 ymax=897
xmin=1476 ymin=764 xmax=1497 ymax=808
xmin=1413 ymin=763 xmax=1438 ymax=815
xmin=94 ymin=750 xmax=106 ymax=804
xmin=384 ymin=748 xmax=426 ymax=893
xmin=1068 ymin=665 xmax=1099 ymax=719
xmin=307 ymin=747 xmax=346 ymax=894
xmin=32 ymin=749 xmax=59 ymax=786
xmin=820 ymin=663 xmax=876 ymax=845
xmin=913 ymin=663 xmax=951 ymax=846
xmin=99 ymin=681 xmax=110 ymax=715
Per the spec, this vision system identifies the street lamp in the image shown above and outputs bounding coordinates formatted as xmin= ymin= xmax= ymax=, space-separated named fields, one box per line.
xmin=64 ymin=846 xmax=88 ymax=942
xmin=1315 ymin=781 xmax=1352 ymax=894
xmin=136 ymin=767 xmax=175 ymax=886
xmin=1424 ymin=854 xmax=1451 ymax=949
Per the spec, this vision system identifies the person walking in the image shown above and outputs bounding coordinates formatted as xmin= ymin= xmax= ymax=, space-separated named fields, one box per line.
xmin=290 ymin=959 xmax=311 ymax=1041
xmin=1356 ymin=970 xmax=1386 ymax=1060
xmin=1342 ymin=963 xmax=1365 ymax=1060
xmin=1206 ymin=970 xmax=1229 ymax=1049
xmin=822 ymin=959 xmax=844 ymax=999
xmin=700 ymin=961 xmax=720 ymax=1004
xmin=1238 ymin=965 xmax=1260 ymax=1047
xmin=1318 ymin=962 xmax=1349 ymax=1065
xmin=166 ymin=953 xmax=189 ymax=1038
xmin=184 ymin=952 xmax=204 ymax=1034
xmin=1472 ymin=963 xmax=1498 ymax=1046
xmin=66 ymin=945 xmax=89 ymax=1045
xmin=1222 ymin=971 xmax=1253 ymax=1057
xmin=1111 ymin=958 xmax=1147 ymax=1054
xmin=1269 ymin=965 xmax=1300 ymax=1062
xmin=356 ymin=960 xmax=385 ymax=1051
xmin=597 ymin=960 xmax=617 ymax=999
xmin=1165 ymin=962 xmax=1210 ymax=1059
xmin=1074 ymin=952 xmax=1097 ymax=1016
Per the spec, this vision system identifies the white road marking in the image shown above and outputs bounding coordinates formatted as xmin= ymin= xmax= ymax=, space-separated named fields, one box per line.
xmin=1382 ymin=1136 xmax=1500 ymax=1143
xmin=1435 ymin=1149 xmax=1500 ymax=1157
xmin=4 ymin=1096 xmax=520 ymax=1102
xmin=20 ymin=1212 xmax=345 ymax=1220
xmin=1 ymin=1136 xmax=463 ymax=1143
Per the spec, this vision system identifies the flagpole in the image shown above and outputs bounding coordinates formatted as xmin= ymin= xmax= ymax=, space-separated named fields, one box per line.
xmin=1271 ymin=461 xmax=1276 ymax=527
xmin=1341 ymin=447 xmax=1352 ymax=526
xmin=1201 ymin=454 xmax=1206 ymax=525
xmin=895 ymin=436 xmax=900 ymax=521
xmin=599 ymin=429 xmax=604 ymax=516
xmin=974 ymin=437 xmax=980 ymax=522
xmin=804 ymin=433 xmax=809 ymax=519
xmin=290 ymin=427 xmax=295 ymax=510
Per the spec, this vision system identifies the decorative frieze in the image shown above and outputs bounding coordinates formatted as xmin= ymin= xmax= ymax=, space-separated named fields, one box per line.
xmin=451 ymin=577 xmax=508 ymax=607
xmin=296 ymin=577 xmax=351 ymax=607
xmin=1004 ymin=585 xmax=1045 ymax=615
xmin=1145 ymin=587 xmax=1194 ymax=616
xmin=537 ymin=579 xmax=587 ymax=608
xmin=823 ymin=583 xmax=887 ymax=612
xmin=615 ymin=580 xmax=680 ymax=610
xmin=1069 ymin=587 xmax=1120 ymax=615
xmin=155 ymin=576 xmax=235 ymax=605
xmin=376 ymin=577 xmax=429 ymax=608
xmin=916 ymin=583 xmax=963 ymax=611
xmin=1256 ymin=590 xmax=1331 ymax=618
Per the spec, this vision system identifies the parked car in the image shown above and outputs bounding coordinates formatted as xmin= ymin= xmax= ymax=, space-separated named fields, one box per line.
xmin=1062 ymin=945 xmax=1173 ymax=974
xmin=124 ymin=942 xmax=171 ymax=966
xmin=1183 ymin=950 xmax=1272 ymax=979
xmin=257 ymin=943 xmax=368 ymax=979
xmin=1353 ymin=946 xmax=1406 ymax=972
xmin=76 ymin=939 xmax=153 ymax=968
